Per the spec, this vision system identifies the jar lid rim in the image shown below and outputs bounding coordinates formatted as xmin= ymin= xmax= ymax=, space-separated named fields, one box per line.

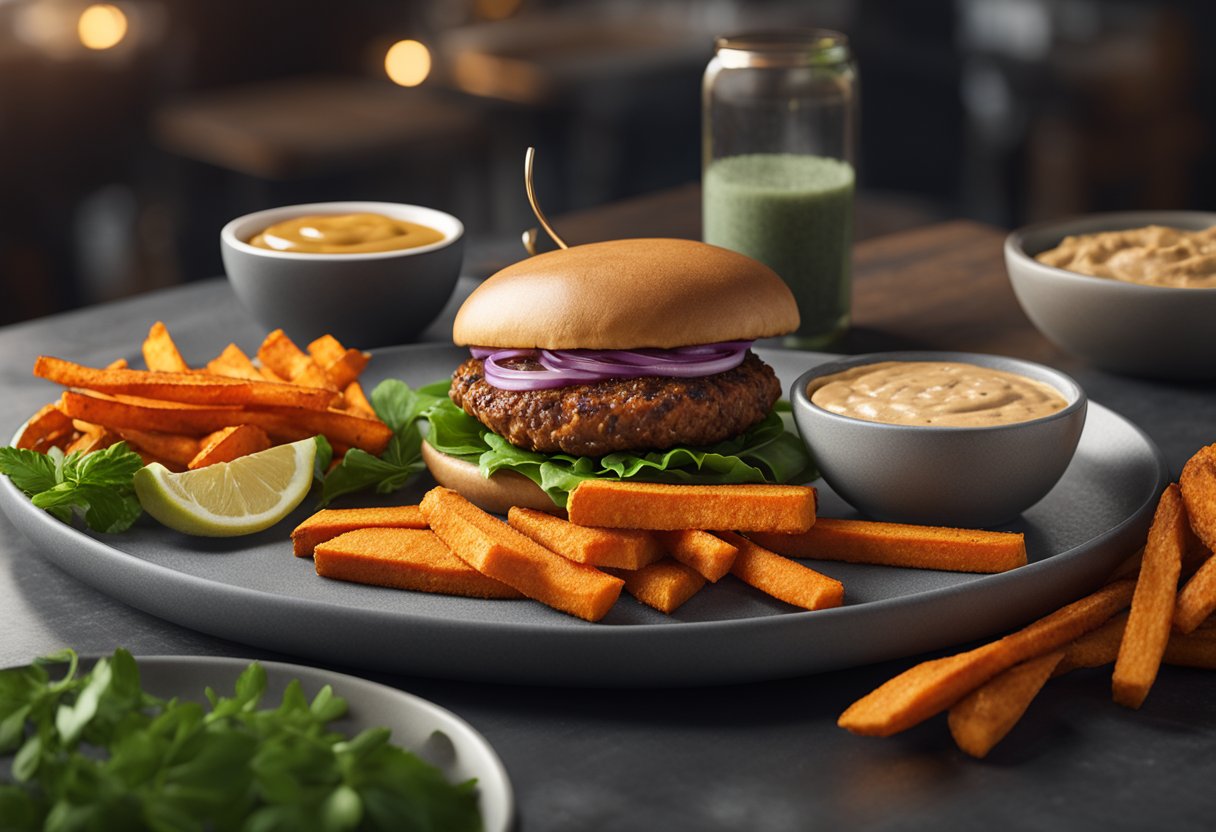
xmin=715 ymin=29 xmax=850 ymax=66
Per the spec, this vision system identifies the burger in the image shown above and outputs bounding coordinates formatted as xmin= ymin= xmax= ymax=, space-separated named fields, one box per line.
xmin=420 ymin=237 xmax=814 ymax=513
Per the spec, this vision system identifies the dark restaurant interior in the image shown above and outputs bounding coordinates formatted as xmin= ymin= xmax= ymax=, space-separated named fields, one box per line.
xmin=2 ymin=0 xmax=1213 ymax=325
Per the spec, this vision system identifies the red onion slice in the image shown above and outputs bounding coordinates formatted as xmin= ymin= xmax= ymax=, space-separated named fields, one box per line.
xmin=470 ymin=341 xmax=752 ymax=391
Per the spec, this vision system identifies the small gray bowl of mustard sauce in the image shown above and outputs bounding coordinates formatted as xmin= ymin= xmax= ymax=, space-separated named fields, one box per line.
xmin=221 ymin=201 xmax=464 ymax=349
xmin=791 ymin=351 xmax=1087 ymax=527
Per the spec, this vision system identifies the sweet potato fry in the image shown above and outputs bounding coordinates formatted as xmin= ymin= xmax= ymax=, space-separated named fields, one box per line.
xmin=142 ymin=321 xmax=190 ymax=372
xmin=1180 ymin=442 xmax=1216 ymax=552
xmin=838 ymin=577 xmax=1136 ymax=736
xmin=113 ymin=428 xmax=201 ymax=469
xmin=1174 ymin=551 xmax=1216 ymax=634
xmin=292 ymin=505 xmax=428 ymax=557
xmin=606 ymin=559 xmax=706 ymax=614
xmin=1163 ymin=630 xmax=1216 ymax=669
xmin=205 ymin=343 xmax=264 ymax=381
xmin=60 ymin=390 xmax=244 ymax=436
xmin=307 ymin=334 xmax=346 ymax=366
xmin=308 ymin=336 xmax=369 ymax=390
xmin=239 ymin=405 xmax=392 ymax=455
xmin=507 ymin=507 xmax=664 ymax=569
xmin=65 ymin=423 xmax=118 ymax=455
xmin=1114 ymin=483 xmax=1187 ymax=708
xmin=1055 ymin=612 xmax=1128 ymax=674
xmin=567 ymin=481 xmax=816 ymax=533
xmin=421 ymin=486 xmax=623 ymax=622
xmin=258 ymin=329 xmax=335 ymax=390
xmin=947 ymin=651 xmax=1064 ymax=759
xmin=315 ymin=528 xmax=523 ymax=599
xmin=748 ymin=518 xmax=1027 ymax=574
xmin=715 ymin=531 xmax=843 ymax=611
xmin=188 ymin=425 xmax=271 ymax=469
xmin=15 ymin=400 xmax=74 ymax=451
xmin=35 ymin=356 xmax=338 ymax=410
xmin=653 ymin=529 xmax=738 ymax=582
xmin=342 ymin=381 xmax=376 ymax=418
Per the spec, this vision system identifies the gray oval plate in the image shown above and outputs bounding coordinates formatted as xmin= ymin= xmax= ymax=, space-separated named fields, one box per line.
xmin=1 ymin=655 xmax=514 ymax=831
xmin=0 ymin=346 xmax=1169 ymax=687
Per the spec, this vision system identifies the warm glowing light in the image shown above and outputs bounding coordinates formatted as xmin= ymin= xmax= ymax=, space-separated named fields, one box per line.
xmin=78 ymin=4 xmax=128 ymax=50
xmin=384 ymin=40 xmax=431 ymax=87
xmin=475 ymin=0 xmax=524 ymax=21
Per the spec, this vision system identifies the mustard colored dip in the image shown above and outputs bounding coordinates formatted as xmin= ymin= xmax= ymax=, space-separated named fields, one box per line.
xmin=808 ymin=361 xmax=1068 ymax=427
xmin=249 ymin=213 xmax=445 ymax=254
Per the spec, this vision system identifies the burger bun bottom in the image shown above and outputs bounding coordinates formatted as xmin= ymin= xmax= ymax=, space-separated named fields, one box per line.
xmin=420 ymin=440 xmax=560 ymax=515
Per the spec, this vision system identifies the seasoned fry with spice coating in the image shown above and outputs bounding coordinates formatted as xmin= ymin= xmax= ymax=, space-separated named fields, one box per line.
xmin=748 ymin=518 xmax=1026 ymax=573
xmin=142 ymin=321 xmax=189 ymax=372
xmin=292 ymin=506 xmax=428 ymax=557
xmin=948 ymin=651 xmax=1064 ymax=758
xmin=1114 ymin=483 xmax=1187 ymax=709
xmin=567 ymin=480 xmax=816 ymax=533
xmin=715 ymin=531 xmax=843 ymax=611
xmin=1180 ymin=443 xmax=1216 ymax=552
xmin=189 ymin=425 xmax=271 ymax=469
xmin=508 ymin=507 xmax=663 ymax=569
xmin=653 ymin=529 xmax=738 ymax=582
xmin=421 ymin=487 xmax=623 ymax=622
xmin=315 ymin=528 xmax=523 ymax=599
xmin=838 ymin=578 xmax=1136 ymax=736
xmin=258 ymin=329 xmax=335 ymax=390
xmin=16 ymin=400 xmax=74 ymax=451
xmin=205 ymin=343 xmax=264 ymax=380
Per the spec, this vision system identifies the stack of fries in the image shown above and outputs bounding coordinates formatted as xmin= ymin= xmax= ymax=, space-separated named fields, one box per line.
xmin=838 ymin=441 xmax=1216 ymax=758
xmin=16 ymin=322 xmax=390 ymax=471
xmin=293 ymin=480 xmax=1030 ymax=623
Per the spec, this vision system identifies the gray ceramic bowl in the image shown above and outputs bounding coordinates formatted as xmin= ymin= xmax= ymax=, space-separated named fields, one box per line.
xmin=792 ymin=351 xmax=1087 ymax=527
xmin=221 ymin=201 xmax=464 ymax=348
xmin=1006 ymin=210 xmax=1216 ymax=379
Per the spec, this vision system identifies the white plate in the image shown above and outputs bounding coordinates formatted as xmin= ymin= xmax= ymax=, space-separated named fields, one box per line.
xmin=0 ymin=345 xmax=1169 ymax=686
xmin=1 ymin=655 xmax=514 ymax=832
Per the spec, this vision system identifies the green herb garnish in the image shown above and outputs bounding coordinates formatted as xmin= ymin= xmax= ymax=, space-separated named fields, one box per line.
xmin=0 ymin=442 xmax=145 ymax=533
xmin=0 ymin=648 xmax=481 ymax=832
xmin=318 ymin=380 xmax=448 ymax=506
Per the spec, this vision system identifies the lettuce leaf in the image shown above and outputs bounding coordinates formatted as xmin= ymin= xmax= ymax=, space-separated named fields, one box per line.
xmin=423 ymin=387 xmax=817 ymax=508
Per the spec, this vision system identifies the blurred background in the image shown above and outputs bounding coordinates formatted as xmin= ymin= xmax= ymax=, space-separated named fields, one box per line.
xmin=1 ymin=0 xmax=1212 ymax=324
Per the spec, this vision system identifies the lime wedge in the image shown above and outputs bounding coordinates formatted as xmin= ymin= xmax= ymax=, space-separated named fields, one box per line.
xmin=133 ymin=438 xmax=316 ymax=537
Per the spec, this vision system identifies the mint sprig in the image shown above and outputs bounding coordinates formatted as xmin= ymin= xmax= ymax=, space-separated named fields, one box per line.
xmin=0 ymin=442 xmax=145 ymax=533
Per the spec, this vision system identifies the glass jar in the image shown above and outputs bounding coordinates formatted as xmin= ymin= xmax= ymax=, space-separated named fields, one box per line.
xmin=702 ymin=30 xmax=858 ymax=348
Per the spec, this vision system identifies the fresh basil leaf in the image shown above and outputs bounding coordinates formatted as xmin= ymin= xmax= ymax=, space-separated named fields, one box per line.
xmin=314 ymin=435 xmax=334 ymax=483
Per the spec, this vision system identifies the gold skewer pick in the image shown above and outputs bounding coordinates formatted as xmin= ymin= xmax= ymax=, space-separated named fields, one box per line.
xmin=523 ymin=146 xmax=568 ymax=254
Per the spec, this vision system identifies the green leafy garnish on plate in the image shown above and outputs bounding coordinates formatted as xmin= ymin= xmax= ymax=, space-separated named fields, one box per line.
xmin=317 ymin=380 xmax=449 ymax=506
xmin=0 ymin=648 xmax=482 ymax=832
xmin=0 ymin=442 xmax=144 ymax=533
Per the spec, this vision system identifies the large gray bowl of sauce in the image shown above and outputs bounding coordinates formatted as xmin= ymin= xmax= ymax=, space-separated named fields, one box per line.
xmin=792 ymin=351 xmax=1087 ymax=527
xmin=221 ymin=201 xmax=464 ymax=349
xmin=1005 ymin=210 xmax=1216 ymax=380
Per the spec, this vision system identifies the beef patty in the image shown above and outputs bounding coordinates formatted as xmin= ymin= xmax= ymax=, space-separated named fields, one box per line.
xmin=449 ymin=351 xmax=781 ymax=456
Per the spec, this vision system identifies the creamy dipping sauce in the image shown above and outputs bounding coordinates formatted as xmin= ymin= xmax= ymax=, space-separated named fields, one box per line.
xmin=248 ymin=213 xmax=445 ymax=254
xmin=1035 ymin=224 xmax=1216 ymax=288
xmin=808 ymin=361 xmax=1069 ymax=427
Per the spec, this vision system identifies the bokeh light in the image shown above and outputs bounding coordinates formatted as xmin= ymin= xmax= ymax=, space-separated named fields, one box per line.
xmin=384 ymin=39 xmax=431 ymax=87
xmin=77 ymin=4 xmax=128 ymax=51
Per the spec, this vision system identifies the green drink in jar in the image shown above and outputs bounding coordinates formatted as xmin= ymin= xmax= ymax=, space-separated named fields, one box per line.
xmin=704 ymin=153 xmax=854 ymax=348
xmin=702 ymin=30 xmax=857 ymax=348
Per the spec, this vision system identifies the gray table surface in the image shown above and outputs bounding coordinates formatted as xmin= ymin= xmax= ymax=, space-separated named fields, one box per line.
xmin=2 ymin=277 xmax=1215 ymax=831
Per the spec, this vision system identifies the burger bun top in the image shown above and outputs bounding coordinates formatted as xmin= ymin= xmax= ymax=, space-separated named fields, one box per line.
xmin=453 ymin=238 xmax=798 ymax=349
